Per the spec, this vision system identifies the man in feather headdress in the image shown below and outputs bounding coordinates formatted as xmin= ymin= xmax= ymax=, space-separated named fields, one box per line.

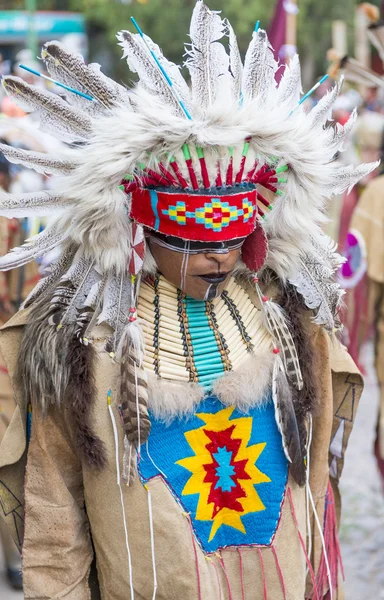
xmin=0 ymin=2 xmax=375 ymax=599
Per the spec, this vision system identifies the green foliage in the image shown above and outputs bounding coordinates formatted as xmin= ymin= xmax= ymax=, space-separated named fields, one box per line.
xmin=297 ymin=0 xmax=381 ymax=75
xmin=4 ymin=0 xmax=383 ymax=81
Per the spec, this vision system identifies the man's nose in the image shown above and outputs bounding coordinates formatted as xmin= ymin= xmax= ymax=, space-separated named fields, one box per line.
xmin=204 ymin=251 xmax=232 ymax=264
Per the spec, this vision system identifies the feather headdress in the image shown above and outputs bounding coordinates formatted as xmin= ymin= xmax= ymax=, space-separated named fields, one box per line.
xmin=0 ymin=1 xmax=376 ymax=472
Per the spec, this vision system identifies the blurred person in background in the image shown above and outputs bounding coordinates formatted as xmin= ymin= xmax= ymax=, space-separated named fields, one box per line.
xmin=346 ymin=130 xmax=384 ymax=489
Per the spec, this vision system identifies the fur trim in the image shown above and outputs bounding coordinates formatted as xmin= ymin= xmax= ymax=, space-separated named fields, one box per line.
xmin=212 ymin=352 xmax=274 ymax=412
xmin=147 ymin=348 xmax=274 ymax=421
xmin=147 ymin=373 xmax=204 ymax=423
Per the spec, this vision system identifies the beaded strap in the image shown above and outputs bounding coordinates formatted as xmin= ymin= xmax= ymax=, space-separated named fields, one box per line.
xmin=221 ymin=290 xmax=254 ymax=353
xmin=138 ymin=275 xmax=270 ymax=387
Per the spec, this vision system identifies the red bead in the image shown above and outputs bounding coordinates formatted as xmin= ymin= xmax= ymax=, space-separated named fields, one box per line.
xmin=129 ymin=315 xmax=137 ymax=322
xmin=129 ymin=307 xmax=136 ymax=313
xmin=261 ymin=295 xmax=269 ymax=302
xmin=273 ymin=348 xmax=280 ymax=354
xmin=253 ymin=276 xmax=259 ymax=283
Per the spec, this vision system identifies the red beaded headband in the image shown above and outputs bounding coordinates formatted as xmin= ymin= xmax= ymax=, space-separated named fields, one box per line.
xmin=130 ymin=187 xmax=258 ymax=242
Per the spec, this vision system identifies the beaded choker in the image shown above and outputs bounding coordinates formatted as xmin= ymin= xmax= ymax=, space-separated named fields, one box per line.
xmin=138 ymin=275 xmax=271 ymax=389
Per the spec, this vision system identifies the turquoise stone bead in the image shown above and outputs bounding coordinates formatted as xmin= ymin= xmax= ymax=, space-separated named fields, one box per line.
xmin=187 ymin=316 xmax=209 ymax=324
xmin=192 ymin=344 xmax=220 ymax=356
xmin=198 ymin=372 xmax=223 ymax=384
xmin=184 ymin=304 xmax=207 ymax=313
xmin=193 ymin=356 xmax=223 ymax=366
xmin=195 ymin=365 xmax=224 ymax=375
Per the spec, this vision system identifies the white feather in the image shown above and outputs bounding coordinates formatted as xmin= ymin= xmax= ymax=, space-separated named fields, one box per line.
xmin=184 ymin=0 xmax=229 ymax=108
xmin=242 ymin=28 xmax=278 ymax=105
xmin=0 ymin=190 xmax=68 ymax=218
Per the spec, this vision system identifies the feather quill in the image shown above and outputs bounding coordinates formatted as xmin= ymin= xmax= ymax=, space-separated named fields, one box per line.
xmin=0 ymin=143 xmax=75 ymax=176
xmin=120 ymin=351 xmax=150 ymax=485
xmin=255 ymin=285 xmax=303 ymax=390
xmin=80 ymin=275 xmax=108 ymax=340
xmin=118 ymin=31 xmax=186 ymax=116
xmin=42 ymin=41 xmax=130 ymax=114
xmin=309 ymin=234 xmax=344 ymax=273
xmin=184 ymin=0 xmax=229 ymax=108
xmin=308 ymin=78 xmax=343 ymax=129
xmin=0 ymin=226 xmax=65 ymax=271
xmin=289 ymin=254 xmax=344 ymax=331
xmin=325 ymin=161 xmax=379 ymax=196
xmin=272 ymin=355 xmax=306 ymax=486
xmin=242 ymin=28 xmax=278 ymax=105
xmin=98 ymin=272 xmax=131 ymax=353
xmin=22 ymin=244 xmax=78 ymax=309
xmin=141 ymin=34 xmax=191 ymax=109
xmin=2 ymin=76 xmax=92 ymax=143
xmin=225 ymin=19 xmax=243 ymax=103
xmin=0 ymin=190 xmax=68 ymax=218
xmin=276 ymin=54 xmax=302 ymax=109
xmin=52 ymin=256 xmax=101 ymax=327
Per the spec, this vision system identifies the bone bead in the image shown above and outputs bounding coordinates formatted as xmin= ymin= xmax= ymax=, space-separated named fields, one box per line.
xmin=158 ymin=330 xmax=183 ymax=342
xmin=159 ymin=339 xmax=185 ymax=354
xmin=158 ymin=371 xmax=190 ymax=382
xmin=138 ymin=297 xmax=157 ymax=312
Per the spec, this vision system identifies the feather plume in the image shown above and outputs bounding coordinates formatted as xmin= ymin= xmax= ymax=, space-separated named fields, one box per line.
xmin=118 ymin=31 xmax=186 ymax=116
xmin=184 ymin=0 xmax=229 ymax=108
xmin=272 ymin=355 xmax=306 ymax=486
xmin=142 ymin=34 xmax=191 ymax=108
xmin=80 ymin=276 xmax=108 ymax=342
xmin=120 ymin=351 xmax=150 ymax=485
xmin=0 ymin=226 xmax=65 ymax=271
xmin=42 ymin=41 xmax=130 ymax=114
xmin=326 ymin=108 xmax=357 ymax=152
xmin=0 ymin=143 xmax=75 ymax=176
xmin=276 ymin=54 xmax=302 ymax=109
xmin=289 ymin=254 xmax=344 ymax=331
xmin=325 ymin=161 xmax=380 ymax=196
xmin=22 ymin=244 xmax=78 ymax=309
xmin=309 ymin=234 xmax=344 ymax=273
xmin=122 ymin=435 xmax=137 ymax=486
xmin=0 ymin=190 xmax=68 ymax=218
xmin=51 ymin=255 xmax=101 ymax=327
xmin=225 ymin=19 xmax=243 ymax=103
xmin=242 ymin=28 xmax=278 ymax=105
xmin=74 ymin=278 xmax=106 ymax=342
xmin=309 ymin=78 xmax=343 ymax=129
xmin=2 ymin=76 xmax=92 ymax=143
xmin=255 ymin=285 xmax=303 ymax=390
xmin=116 ymin=320 xmax=145 ymax=366
xmin=98 ymin=272 xmax=131 ymax=353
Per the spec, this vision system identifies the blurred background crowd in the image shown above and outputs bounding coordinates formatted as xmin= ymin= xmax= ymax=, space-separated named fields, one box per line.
xmin=0 ymin=0 xmax=383 ymax=597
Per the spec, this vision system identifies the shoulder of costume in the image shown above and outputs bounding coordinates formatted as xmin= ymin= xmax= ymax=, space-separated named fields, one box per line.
xmin=0 ymin=308 xmax=31 ymax=330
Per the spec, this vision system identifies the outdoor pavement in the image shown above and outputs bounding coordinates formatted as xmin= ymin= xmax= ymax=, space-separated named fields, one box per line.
xmin=340 ymin=343 xmax=384 ymax=599
xmin=0 ymin=344 xmax=382 ymax=600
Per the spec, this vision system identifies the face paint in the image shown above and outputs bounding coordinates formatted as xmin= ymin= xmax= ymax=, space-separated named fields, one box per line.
xmin=206 ymin=283 xmax=218 ymax=301
xmin=148 ymin=237 xmax=242 ymax=301
xmin=149 ymin=232 xmax=246 ymax=255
